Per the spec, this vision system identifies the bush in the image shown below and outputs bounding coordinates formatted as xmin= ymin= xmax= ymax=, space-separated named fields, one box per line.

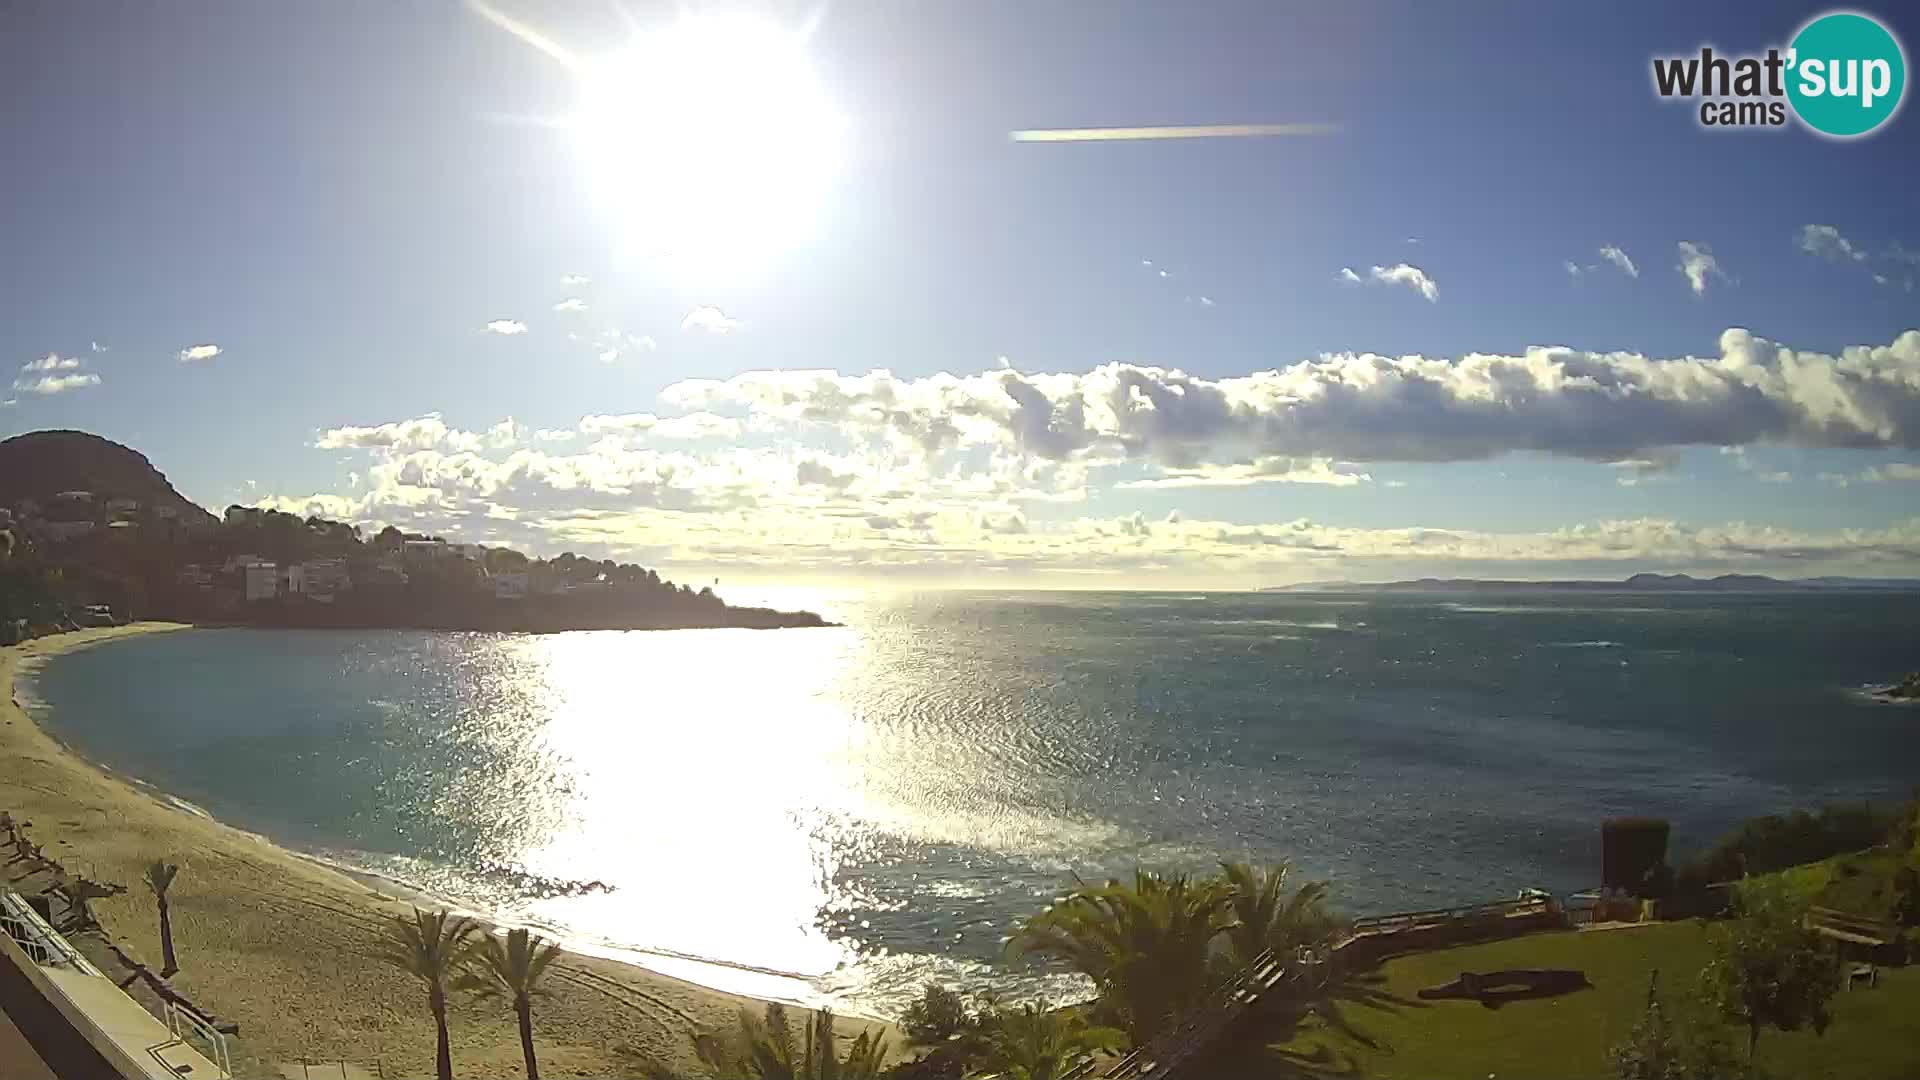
xmin=1677 ymin=803 xmax=1898 ymax=884
xmin=899 ymin=983 xmax=974 ymax=1048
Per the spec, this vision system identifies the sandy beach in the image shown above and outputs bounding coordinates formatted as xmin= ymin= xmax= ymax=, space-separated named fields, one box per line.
xmin=2 ymin=624 xmax=895 ymax=1079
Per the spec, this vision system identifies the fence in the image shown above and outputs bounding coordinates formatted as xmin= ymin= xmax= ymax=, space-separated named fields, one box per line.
xmin=163 ymin=996 xmax=235 ymax=1078
xmin=0 ymin=891 xmax=103 ymax=975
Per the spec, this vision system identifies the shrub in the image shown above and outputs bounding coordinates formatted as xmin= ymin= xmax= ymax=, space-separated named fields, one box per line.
xmin=1677 ymin=803 xmax=1898 ymax=884
xmin=899 ymin=983 xmax=974 ymax=1048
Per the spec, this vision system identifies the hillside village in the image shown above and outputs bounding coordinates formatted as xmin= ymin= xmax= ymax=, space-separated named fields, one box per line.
xmin=0 ymin=431 xmax=826 ymax=638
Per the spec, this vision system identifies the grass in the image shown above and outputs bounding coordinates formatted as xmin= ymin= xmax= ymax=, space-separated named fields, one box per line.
xmin=1227 ymin=921 xmax=1920 ymax=1080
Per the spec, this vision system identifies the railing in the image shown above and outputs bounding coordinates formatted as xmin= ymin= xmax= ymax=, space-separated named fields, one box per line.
xmin=0 ymin=891 xmax=103 ymax=974
xmin=164 ymin=997 xmax=234 ymax=1078
xmin=1348 ymin=896 xmax=1553 ymax=936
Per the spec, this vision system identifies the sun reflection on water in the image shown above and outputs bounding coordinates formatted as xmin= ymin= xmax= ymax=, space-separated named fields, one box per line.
xmin=498 ymin=628 xmax=877 ymax=999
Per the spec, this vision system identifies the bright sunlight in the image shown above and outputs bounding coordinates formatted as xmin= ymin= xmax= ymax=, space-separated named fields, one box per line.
xmin=569 ymin=15 xmax=845 ymax=277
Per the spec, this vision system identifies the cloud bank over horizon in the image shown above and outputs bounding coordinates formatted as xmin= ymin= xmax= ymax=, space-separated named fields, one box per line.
xmin=243 ymin=327 xmax=1920 ymax=583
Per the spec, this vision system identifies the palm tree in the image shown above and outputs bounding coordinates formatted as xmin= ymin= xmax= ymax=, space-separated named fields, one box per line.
xmin=458 ymin=927 xmax=563 ymax=1079
xmin=694 ymin=1003 xmax=888 ymax=1079
xmin=374 ymin=908 xmax=479 ymax=1080
xmin=143 ymin=861 xmax=181 ymax=976
xmin=1009 ymin=871 xmax=1236 ymax=1047
xmin=977 ymin=1004 xmax=1126 ymax=1080
xmin=1216 ymin=861 xmax=1343 ymax=969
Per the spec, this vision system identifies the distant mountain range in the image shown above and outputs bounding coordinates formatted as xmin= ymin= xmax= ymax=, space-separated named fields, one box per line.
xmin=1264 ymin=573 xmax=1920 ymax=593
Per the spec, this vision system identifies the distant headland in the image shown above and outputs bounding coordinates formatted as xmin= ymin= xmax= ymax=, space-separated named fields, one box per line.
xmin=0 ymin=429 xmax=828 ymax=638
xmin=1263 ymin=572 xmax=1920 ymax=594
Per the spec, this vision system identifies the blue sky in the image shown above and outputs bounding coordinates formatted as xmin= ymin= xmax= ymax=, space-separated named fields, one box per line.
xmin=4 ymin=1 xmax=1918 ymax=585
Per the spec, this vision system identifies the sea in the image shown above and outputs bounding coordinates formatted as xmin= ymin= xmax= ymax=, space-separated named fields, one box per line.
xmin=20 ymin=589 xmax=1920 ymax=1017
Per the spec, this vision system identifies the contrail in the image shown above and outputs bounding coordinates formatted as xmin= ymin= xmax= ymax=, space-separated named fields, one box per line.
xmin=1010 ymin=123 xmax=1337 ymax=142
xmin=466 ymin=0 xmax=581 ymax=70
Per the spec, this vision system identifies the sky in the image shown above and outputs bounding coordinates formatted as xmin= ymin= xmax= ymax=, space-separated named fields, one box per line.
xmin=4 ymin=0 xmax=1919 ymax=587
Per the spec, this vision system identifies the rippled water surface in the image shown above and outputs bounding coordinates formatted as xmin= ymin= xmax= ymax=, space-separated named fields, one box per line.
xmin=26 ymin=590 xmax=1920 ymax=1014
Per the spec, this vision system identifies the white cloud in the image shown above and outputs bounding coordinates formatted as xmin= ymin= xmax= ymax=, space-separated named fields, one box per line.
xmin=484 ymin=320 xmax=528 ymax=336
xmin=535 ymin=428 xmax=578 ymax=443
xmin=1798 ymin=224 xmax=1866 ymax=262
xmin=666 ymin=328 xmax=1920 ymax=469
xmin=1677 ymin=242 xmax=1725 ymax=295
xmin=90 ymin=341 xmax=108 ymax=353
xmin=177 ymin=343 xmax=222 ymax=363
xmin=553 ymin=298 xmax=588 ymax=313
xmin=1342 ymin=263 xmax=1437 ymax=302
xmin=1599 ymin=245 xmax=1639 ymax=278
xmin=12 ymin=373 xmax=101 ymax=395
xmin=21 ymin=353 xmax=80 ymax=372
xmin=579 ymin=412 xmax=742 ymax=440
xmin=1119 ymin=457 xmax=1369 ymax=489
xmin=681 ymin=306 xmax=742 ymax=334
xmin=560 ymin=273 xmax=590 ymax=285
xmin=1199 ymin=296 xmax=1215 ymax=307
xmin=1564 ymin=261 xmax=1583 ymax=278
xmin=317 ymin=414 xmax=461 ymax=452
xmin=597 ymin=333 xmax=657 ymax=363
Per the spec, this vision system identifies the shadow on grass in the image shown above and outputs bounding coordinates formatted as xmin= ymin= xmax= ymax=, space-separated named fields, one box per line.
xmin=1415 ymin=968 xmax=1593 ymax=1010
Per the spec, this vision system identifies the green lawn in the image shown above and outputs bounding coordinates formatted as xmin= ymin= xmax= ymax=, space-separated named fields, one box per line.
xmin=1229 ymin=921 xmax=1920 ymax=1080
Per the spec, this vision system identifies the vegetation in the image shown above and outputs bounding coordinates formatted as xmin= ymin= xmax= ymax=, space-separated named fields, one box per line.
xmin=1009 ymin=870 xmax=1237 ymax=1046
xmin=974 ymin=1004 xmax=1124 ymax=1080
xmin=1674 ymin=803 xmax=1900 ymax=888
xmin=374 ymin=908 xmax=480 ymax=1080
xmin=1217 ymin=860 xmax=1342 ymax=968
xmin=691 ymin=1003 xmax=888 ymax=1080
xmin=1699 ymin=878 xmax=1841 ymax=1062
xmin=142 ymin=860 xmax=180 ymax=977
xmin=899 ymin=983 xmax=975 ymax=1048
xmin=1610 ymin=971 xmax=1744 ymax=1080
xmin=459 ymin=927 xmax=564 ymax=1080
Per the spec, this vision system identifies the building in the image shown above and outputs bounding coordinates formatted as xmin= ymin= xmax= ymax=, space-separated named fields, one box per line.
xmin=243 ymin=562 xmax=278 ymax=602
xmin=301 ymin=558 xmax=352 ymax=600
xmin=493 ymin=572 xmax=529 ymax=600
xmin=403 ymin=538 xmax=451 ymax=562
xmin=105 ymin=497 xmax=138 ymax=517
xmin=224 ymin=506 xmax=265 ymax=526
xmin=0 ymin=508 xmax=13 ymax=527
xmin=278 ymin=563 xmax=306 ymax=597
xmin=176 ymin=565 xmax=215 ymax=590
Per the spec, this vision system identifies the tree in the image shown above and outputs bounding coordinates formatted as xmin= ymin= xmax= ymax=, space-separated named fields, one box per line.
xmin=1217 ymin=861 xmax=1341 ymax=969
xmin=375 ymin=908 xmax=480 ymax=1080
xmin=693 ymin=1003 xmax=887 ymax=1079
xmin=459 ymin=927 xmax=563 ymax=1079
xmin=1698 ymin=878 xmax=1840 ymax=1062
xmin=976 ymin=1004 xmax=1125 ymax=1080
xmin=376 ymin=525 xmax=405 ymax=549
xmin=1611 ymin=971 xmax=1745 ymax=1080
xmin=143 ymin=861 xmax=181 ymax=976
xmin=1009 ymin=871 xmax=1235 ymax=1046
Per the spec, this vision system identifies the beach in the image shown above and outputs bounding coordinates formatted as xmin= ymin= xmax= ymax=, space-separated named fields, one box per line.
xmin=2 ymin=625 xmax=894 ymax=1079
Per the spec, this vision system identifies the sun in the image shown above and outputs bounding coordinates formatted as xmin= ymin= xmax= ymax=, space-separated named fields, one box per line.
xmin=569 ymin=15 xmax=845 ymax=278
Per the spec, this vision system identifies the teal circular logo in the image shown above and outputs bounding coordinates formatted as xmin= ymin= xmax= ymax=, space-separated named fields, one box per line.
xmin=1787 ymin=12 xmax=1906 ymax=137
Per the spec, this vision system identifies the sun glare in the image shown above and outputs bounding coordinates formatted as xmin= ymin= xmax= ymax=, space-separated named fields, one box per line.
xmin=571 ymin=16 xmax=844 ymax=277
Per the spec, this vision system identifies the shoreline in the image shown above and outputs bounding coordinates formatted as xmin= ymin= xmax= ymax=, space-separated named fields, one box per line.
xmin=3 ymin=624 xmax=896 ymax=1078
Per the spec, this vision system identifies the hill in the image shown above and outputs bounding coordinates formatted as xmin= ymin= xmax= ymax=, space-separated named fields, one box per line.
xmin=0 ymin=430 xmax=215 ymax=525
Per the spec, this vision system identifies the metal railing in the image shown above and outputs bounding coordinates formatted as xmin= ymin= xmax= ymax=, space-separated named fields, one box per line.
xmin=163 ymin=998 xmax=234 ymax=1078
xmin=0 ymin=890 xmax=103 ymax=974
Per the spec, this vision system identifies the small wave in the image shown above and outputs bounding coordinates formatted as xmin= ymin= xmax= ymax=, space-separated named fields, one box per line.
xmin=1548 ymin=640 xmax=1623 ymax=649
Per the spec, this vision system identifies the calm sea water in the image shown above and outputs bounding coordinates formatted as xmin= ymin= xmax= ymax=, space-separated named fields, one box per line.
xmin=23 ymin=591 xmax=1920 ymax=1015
